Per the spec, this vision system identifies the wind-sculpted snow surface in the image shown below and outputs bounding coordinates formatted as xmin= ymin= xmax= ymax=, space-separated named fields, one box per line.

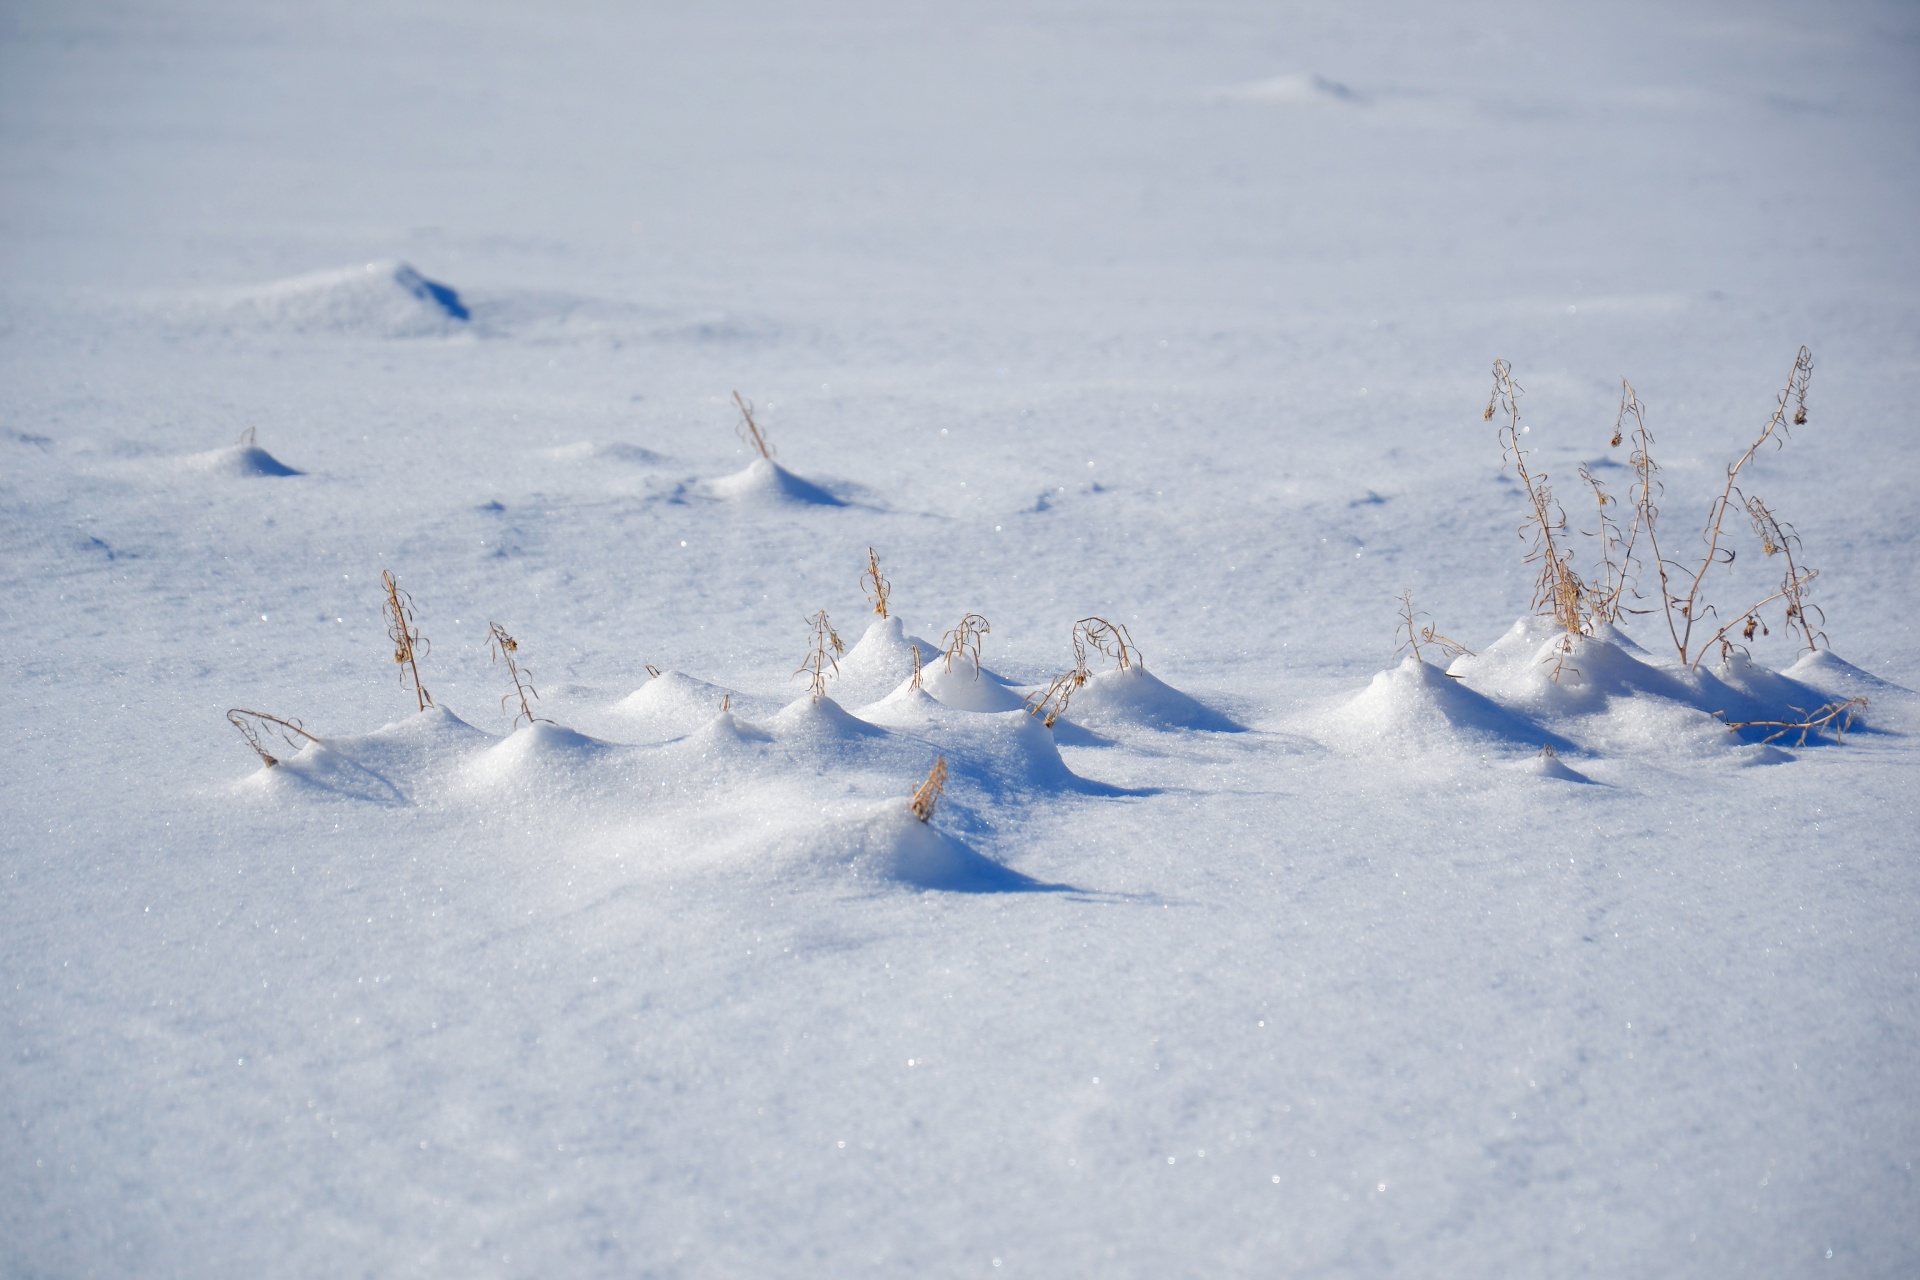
xmin=7 ymin=2 xmax=1920 ymax=1276
xmin=233 ymin=641 xmax=1201 ymax=892
xmin=1320 ymin=617 xmax=1892 ymax=773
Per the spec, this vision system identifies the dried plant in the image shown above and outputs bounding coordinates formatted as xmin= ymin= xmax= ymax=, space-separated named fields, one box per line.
xmin=1486 ymin=360 xmax=1585 ymax=639
xmin=733 ymin=390 xmax=774 ymax=460
xmin=910 ymin=757 xmax=949 ymax=823
xmin=942 ymin=612 xmax=991 ymax=675
xmin=794 ymin=609 xmax=846 ymax=700
xmin=1744 ymin=496 xmax=1824 ymax=653
xmin=381 ymin=570 xmax=433 ymax=711
xmin=720 ymin=693 xmax=731 ymax=713
xmin=1024 ymin=672 xmax=1079 ymax=728
xmin=645 ymin=663 xmax=661 ymax=679
xmin=910 ymin=645 xmax=924 ymax=691
xmin=1657 ymin=346 xmax=1816 ymax=669
xmin=238 ymin=425 xmax=257 ymax=447
xmin=226 ymin=707 xmax=318 ymax=768
xmin=1715 ymin=697 xmax=1866 ymax=747
xmin=1071 ymin=616 xmax=1137 ymax=675
xmin=487 ymin=622 xmax=546 ymax=728
xmin=862 ymin=547 xmax=892 ymax=617
xmin=1393 ymin=590 xmax=1474 ymax=665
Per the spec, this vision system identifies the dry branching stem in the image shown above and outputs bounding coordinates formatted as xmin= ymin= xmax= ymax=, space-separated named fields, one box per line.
xmin=1487 ymin=360 xmax=1584 ymax=637
xmin=1024 ymin=673 xmax=1078 ymax=727
xmin=733 ymin=390 xmax=774 ymax=460
xmin=1667 ymin=346 xmax=1815 ymax=670
xmin=382 ymin=570 xmax=433 ymax=711
xmin=863 ymin=547 xmax=892 ymax=617
xmin=795 ymin=609 xmax=845 ymax=700
xmin=942 ymin=613 xmax=991 ymax=675
xmin=226 ymin=707 xmax=318 ymax=768
xmin=487 ymin=622 xmax=544 ymax=728
xmin=1394 ymin=590 xmax=1474 ymax=665
xmin=1715 ymin=697 xmax=1865 ymax=747
xmin=910 ymin=757 xmax=949 ymax=823
xmin=1071 ymin=617 xmax=1137 ymax=676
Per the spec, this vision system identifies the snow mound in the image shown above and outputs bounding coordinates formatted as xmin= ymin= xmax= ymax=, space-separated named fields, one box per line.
xmin=250 ymin=706 xmax=490 ymax=803
xmin=917 ymin=659 xmax=1030 ymax=713
xmin=1447 ymin=618 xmax=1873 ymax=753
xmin=706 ymin=456 xmax=844 ymax=506
xmin=463 ymin=722 xmax=616 ymax=792
xmin=1324 ymin=654 xmax=1565 ymax=755
xmin=822 ymin=803 xmax=1051 ymax=892
xmin=537 ymin=441 xmax=667 ymax=467
xmin=824 ymin=616 xmax=943 ymax=708
xmin=1515 ymin=749 xmax=1595 ymax=784
xmin=1783 ymin=649 xmax=1911 ymax=701
xmin=198 ymin=260 xmax=470 ymax=337
xmin=181 ymin=442 xmax=302 ymax=477
xmin=609 ymin=670 xmax=759 ymax=741
xmin=768 ymin=694 xmax=886 ymax=743
xmin=1060 ymin=663 xmax=1241 ymax=732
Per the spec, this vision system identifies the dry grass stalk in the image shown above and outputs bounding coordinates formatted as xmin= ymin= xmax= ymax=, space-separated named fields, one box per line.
xmin=1661 ymin=346 xmax=1815 ymax=670
xmin=910 ymin=757 xmax=949 ymax=823
xmin=1394 ymin=590 xmax=1474 ymax=666
xmin=487 ymin=622 xmax=545 ymax=728
xmin=238 ymin=425 xmax=257 ymax=447
xmin=226 ymin=707 xmax=318 ymax=768
xmin=1072 ymin=617 xmax=1137 ymax=675
xmin=942 ymin=612 xmax=991 ymax=675
xmin=721 ymin=693 xmax=731 ymax=713
xmin=1486 ymin=360 xmax=1585 ymax=639
xmin=910 ymin=645 xmax=924 ymax=691
xmin=1742 ymin=496 xmax=1824 ymax=653
xmin=794 ymin=609 xmax=846 ymax=700
xmin=1715 ymin=696 xmax=1865 ymax=747
xmin=732 ymin=390 xmax=774 ymax=460
xmin=381 ymin=570 xmax=433 ymax=711
xmin=645 ymin=663 xmax=661 ymax=679
xmin=862 ymin=547 xmax=892 ymax=618
xmin=1024 ymin=672 xmax=1078 ymax=727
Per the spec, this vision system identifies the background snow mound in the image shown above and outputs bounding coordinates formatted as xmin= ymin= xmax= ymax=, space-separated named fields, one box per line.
xmin=462 ymin=722 xmax=619 ymax=793
xmin=181 ymin=442 xmax=301 ymax=477
xmin=824 ymin=616 xmax=942 ymax=708
xmin=1784 ymin=650 xmax=1912 ymax=700
xmin=823 ymin=803 xmax=1055 ymax=892
xmin=609 ymin=671 xmax=766 ymax=740
xmin=768 ymin=694 xmax=887 ymax=742
xmin=918 ymin=659 xmax=1029 ymax=712
xmin=192 ymin=260 xmax=469 ymax=337
xmin=536 ymin=441 xmax=668 ymax=466
xmin=1061 ymin=663 xmax=1241 ymax=732
xmin=1325 ymin=654 xmax=1567 ymax=755
xmin=706 ymin=456 xmax=845 ymax=506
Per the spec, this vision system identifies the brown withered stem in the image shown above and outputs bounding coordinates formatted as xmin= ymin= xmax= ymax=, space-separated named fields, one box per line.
xmin=1071 ymin=617 xmax=1137 ymax=676
xmin=910 ymin=757 xmax=949 ymax=823
xmin=733 ymin=390 xmax=774 ymax=460
xmin=645 ymin=663 xmax=661 ymax=679
xmin=1666 ymin=346 xmax=1815 ymax=670
xmin=794 ymin=609 xmax=845 ymax=700
xmin=487 ymin=622 xmax=545 ymax=728
xmin=942 ymin=612 xmax=991 ymax=675
xmin=381 ymin=570 xmax=433 ymax=711
xmin=862 ymin=547 xmax=892 ymax=618
xmin=1744 ymin=495 xmax=1824 ymax=654
xmin=226 ymin=708 xmax=318 ymax=768
xmin=1714 ymin=697 xmax=1865 ymax=747
xmin=1394 ymin=590 xmax=1474 ymax=665
xmin=1024 ymin=672 xmax=1078 ymax=728
xmin=1487 ymin=360 xmax=1584 ymax=638
xmin=910 ymin=645 xmax=924 ymax=691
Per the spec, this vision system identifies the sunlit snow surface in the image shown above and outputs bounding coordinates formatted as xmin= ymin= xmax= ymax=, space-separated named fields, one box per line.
xmin=3 ymin=0 xmax=1919 ymax=1275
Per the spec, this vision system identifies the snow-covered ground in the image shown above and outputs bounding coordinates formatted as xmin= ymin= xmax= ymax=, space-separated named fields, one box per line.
xmin=4 ymin=1 xmax=1918 ymax=1275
